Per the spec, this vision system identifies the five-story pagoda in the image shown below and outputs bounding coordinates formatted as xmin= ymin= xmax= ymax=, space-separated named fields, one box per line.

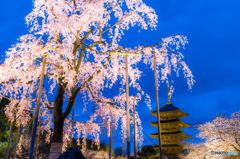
xmin=149 ymin=86 xmax=192 ymax=156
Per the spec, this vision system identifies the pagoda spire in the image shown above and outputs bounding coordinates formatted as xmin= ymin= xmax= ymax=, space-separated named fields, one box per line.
xmin=167 ymin=81 xmax=171 ymax=104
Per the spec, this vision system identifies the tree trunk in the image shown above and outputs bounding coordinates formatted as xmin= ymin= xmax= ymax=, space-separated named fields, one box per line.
xmin=49 ymin=84 xmax=65 ymax=159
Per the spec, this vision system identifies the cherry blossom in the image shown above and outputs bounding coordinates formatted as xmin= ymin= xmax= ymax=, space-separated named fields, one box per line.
xmin=180 ymin=111 xmax=240 ymax=159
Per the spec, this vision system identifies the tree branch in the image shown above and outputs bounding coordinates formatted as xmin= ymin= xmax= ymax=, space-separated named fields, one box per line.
xmin=73 ymin=0 xmax=80 ymax=15
xmin=86 ymin=84 xmax=119 ymax=106
xmin=76 ymin=49 xmax=85 ymax=72
xmin=74 ymin=29 xmax=95 ymax=72
xmin=62 ymin=54 xmax=112 ymax=119
xmin=219 ymin=136 xmax=240 ymax=153
xmin=0 ymin=79 xmax=16 ymax=85
xmin=81 ymin=29 xmax=94 ymax=43
xmin=102 ymin=13 xmax=134 ymax=34
xmin=62 ymin=87 xmax=77 ymax=119
xmin=46 ymin=102 xmax=54 ymax=110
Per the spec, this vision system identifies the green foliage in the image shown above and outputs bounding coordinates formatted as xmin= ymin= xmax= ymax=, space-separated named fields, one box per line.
xmin=137 ymin=145 xmax=159 ymax=158
xmin=137 ymin=145 xmax=169 ymax=159
xmin=115 ymin=147 xmax=126 ymax=157
xmin=0 ymin=97 xmax=15 ymax=142
xmin=0 ymin=97 xmax=18 ymax=158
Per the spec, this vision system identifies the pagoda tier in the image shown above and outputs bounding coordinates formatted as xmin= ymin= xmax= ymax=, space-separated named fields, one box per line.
xmin=150 ymin=131 xmax=193 ymax=145
xmin=150 ymin=103 xmax=189 ymax=120
xmin=150 ymin=118 xmax=191 ymax=133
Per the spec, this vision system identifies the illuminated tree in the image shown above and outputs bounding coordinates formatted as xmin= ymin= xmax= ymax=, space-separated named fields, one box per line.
xmin=179 ymin=111 xmax=240 ymax=159
xmin=0 ymin=0 xmax=194 ymax=158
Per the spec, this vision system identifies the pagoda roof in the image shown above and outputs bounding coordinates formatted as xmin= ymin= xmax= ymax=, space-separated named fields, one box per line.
xmin=151 ymin=131 xmax=181 ymax=136
xmin=150 ymin=119 xmax=191 ymax=132
xmin=152 ymin=118 xmax=180 ymax=124
xmin=150 ymin=103 xmax=189 ymax=119
xmin=150 ymin=131 xmax=193 ymax=140
xmin=151 ymin=103 xmax=179 ymax=113
xmin=161 ymin=131 xmax=181 ymax=135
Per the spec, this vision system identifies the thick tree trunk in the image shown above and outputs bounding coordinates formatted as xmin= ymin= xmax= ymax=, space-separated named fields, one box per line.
xmin=49 ymin=84 xmax=65 ymax=159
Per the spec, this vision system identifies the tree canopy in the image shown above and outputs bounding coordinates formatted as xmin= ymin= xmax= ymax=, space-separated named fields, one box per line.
xmin=0 ymin=0 xmax=195 ymax=157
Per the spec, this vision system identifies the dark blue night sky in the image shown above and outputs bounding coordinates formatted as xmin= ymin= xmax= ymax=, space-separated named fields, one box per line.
xmin=1 ymin=0 xmax=240 ymax=153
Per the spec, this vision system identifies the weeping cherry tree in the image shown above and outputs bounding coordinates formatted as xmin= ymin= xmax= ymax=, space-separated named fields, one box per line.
xmin=0 ymin=0 xmax=195 ymax=158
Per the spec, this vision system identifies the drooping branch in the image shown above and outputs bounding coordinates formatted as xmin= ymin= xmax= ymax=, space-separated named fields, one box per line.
xmin=86 ymin=84 xmax=117 ymax=106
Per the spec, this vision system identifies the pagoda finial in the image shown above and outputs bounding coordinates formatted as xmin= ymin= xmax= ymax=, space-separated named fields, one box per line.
xmin=167 ymin=81 xmax=171 ymax=104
